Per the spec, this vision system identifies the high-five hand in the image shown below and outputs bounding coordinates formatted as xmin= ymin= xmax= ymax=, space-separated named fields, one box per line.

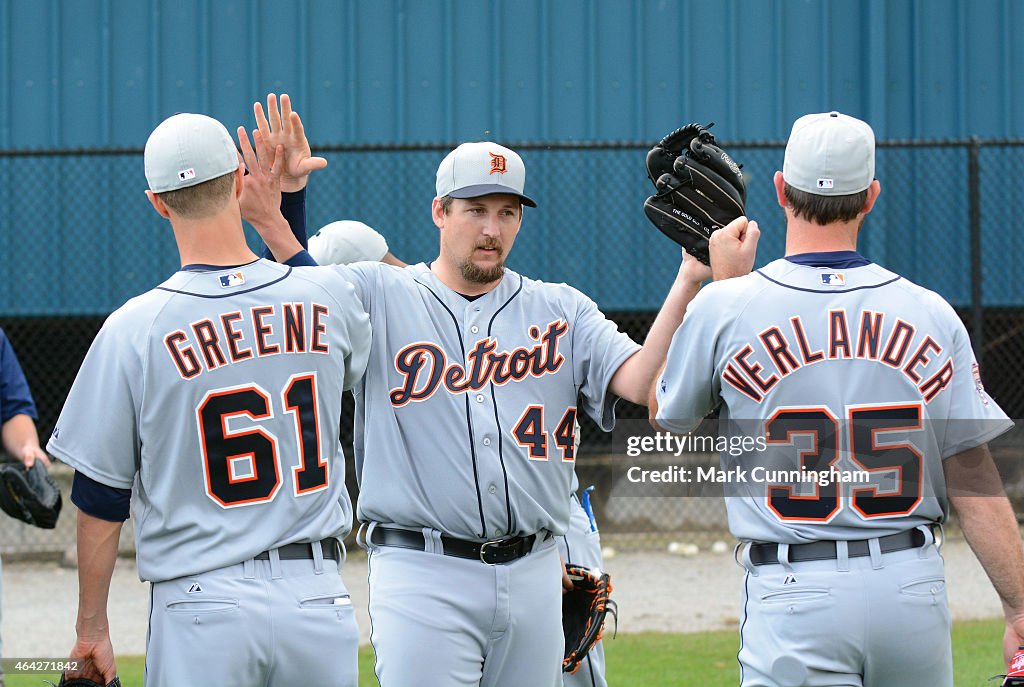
xmin=253 ymin=93 xmax=327 ymax=192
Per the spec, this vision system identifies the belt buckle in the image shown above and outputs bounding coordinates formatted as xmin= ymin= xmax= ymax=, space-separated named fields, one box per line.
xmin=479 ymin=539 xmax=506 ymax=565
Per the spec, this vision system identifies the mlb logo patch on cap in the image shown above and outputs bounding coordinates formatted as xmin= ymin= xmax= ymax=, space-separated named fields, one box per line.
xmin=144 ymin=113 xmax=239 ymax=193
xmin=783 ymin=111 xmax=875 ymax=196
xmin=219 ymin=271 xmax=245 ymax=288
xmin=820 ymin=273 xmax=845 ymax=286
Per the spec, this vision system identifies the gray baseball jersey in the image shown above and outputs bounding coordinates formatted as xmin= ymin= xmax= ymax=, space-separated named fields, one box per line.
xmin=48 ymin=260 xmax=370 ymax=581
xmin=656 ymin=257 xmax=1012 ymax=544
xmin=334 ymin=262 xmax=640 ymax=539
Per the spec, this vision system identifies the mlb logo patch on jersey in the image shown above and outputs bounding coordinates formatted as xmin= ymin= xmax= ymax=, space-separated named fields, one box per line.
xmin=219 ymin=271 xmax=245 ymax=288
xmin=820 ymin=273 xmax=845 ymax=286
xmin=972 ymin=362 xmax=989 ymax=405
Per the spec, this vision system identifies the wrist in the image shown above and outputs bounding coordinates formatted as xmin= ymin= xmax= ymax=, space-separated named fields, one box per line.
xmin=257 ymin=217 xmax=304 ymax=262
xmin=677 ymin=250 xmax=714 ymax=287
xmin=250 ymin=213 xmax=290 ymax=237
xmin=678 ymin=273 xmax=706 ymax=290
xmin=280 ymin=175 xmax=308 ymax=193
xmin=76 ymin=617 xmax=110 ymax=637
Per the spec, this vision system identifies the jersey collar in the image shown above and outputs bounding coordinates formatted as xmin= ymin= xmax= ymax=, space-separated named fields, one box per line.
xmin=784 ymin=251 xmax=870 ymax=269
xmin=180 ymin=258 xmax=261 ymax=273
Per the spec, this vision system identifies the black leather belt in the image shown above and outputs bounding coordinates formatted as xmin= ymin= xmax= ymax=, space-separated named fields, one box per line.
xmin=369 ymin=526 xmax=541 ymax=565
xmin=255 ymin=539 xmax=341 ymax=561
xmin=748 ymin=528 xmax=927 ymax=566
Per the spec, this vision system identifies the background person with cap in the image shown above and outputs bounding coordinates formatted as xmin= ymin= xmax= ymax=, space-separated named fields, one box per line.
xmin=651 ymin=111 xmax=1024 ymax=686
xmin=47 ymin=109 xmax=371 ymax=686
xmin=252 ymin=90 xmax=756 ymax=686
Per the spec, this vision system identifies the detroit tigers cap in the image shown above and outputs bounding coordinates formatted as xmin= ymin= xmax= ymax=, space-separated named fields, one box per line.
xmin=435 ymin=141 xmax=537 ymax=207
xmin=783 ymin=111 xmax=875 ymax=196
xmin=144 ymin=113 xmax=240 ymax=193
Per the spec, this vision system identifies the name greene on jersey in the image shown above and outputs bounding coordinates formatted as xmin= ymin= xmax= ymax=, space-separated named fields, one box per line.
xmin=389 ymin=319 xmax=568 ymax=406
xmin=164 ymin=302 xmax=331 ymax=379
xmin=724 ymin=309 xmax=954 ymax=404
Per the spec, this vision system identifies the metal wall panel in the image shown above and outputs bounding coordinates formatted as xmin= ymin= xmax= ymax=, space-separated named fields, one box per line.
xmin=5 ymin=0 xmax=1023 ymax=147
xmin=1 ymin=0 xmax=1022 ymax=315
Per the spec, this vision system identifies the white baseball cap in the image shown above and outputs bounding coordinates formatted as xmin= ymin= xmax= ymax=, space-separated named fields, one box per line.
xmin=435 ymin=141 xmax=537 ymax=207
xmin=783 ymin=111 xmax=875 ymax=196
xmin=309 ymin=220 xmax=389 ymax=265
xmin=144 ymin=113 xmax=240 ymax=193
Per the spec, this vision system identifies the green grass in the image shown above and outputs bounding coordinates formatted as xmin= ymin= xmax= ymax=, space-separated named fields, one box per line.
xmin=5 ymin=618 xmax=1005 ymax=686
xmin=603 ymin=619 xmax=1004 ymax=686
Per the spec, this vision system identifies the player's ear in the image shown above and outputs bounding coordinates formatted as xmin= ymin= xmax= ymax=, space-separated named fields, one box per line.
xmin=431 ymin=197 xmax=445 ymax=229
xmin=146 ymin=190 xmax=171 ymax=219
xmin=233 ymin=163 xmax=246 ymax=199
xmin=773 ymin=171 xmax=787 ymax=209
xmin=862 ymin=179 xmax=881 ymax=214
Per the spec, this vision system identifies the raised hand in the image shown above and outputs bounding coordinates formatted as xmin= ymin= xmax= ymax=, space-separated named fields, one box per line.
xmin=236 ymin=125 xmax=284 ymax=231
xmin=253 ymin=93 xmax=327 ymax=192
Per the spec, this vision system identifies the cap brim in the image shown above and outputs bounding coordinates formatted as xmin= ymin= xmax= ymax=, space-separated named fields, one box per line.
xmin=448 ymin=184 xmax=537 ymax=208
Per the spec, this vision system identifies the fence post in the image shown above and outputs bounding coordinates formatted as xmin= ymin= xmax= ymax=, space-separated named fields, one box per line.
xmin=968 ymin=136 xmax=983 ymax=367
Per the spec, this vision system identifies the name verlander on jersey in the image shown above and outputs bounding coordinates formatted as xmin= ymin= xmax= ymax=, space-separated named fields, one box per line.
xmin=723 ymin=309 xmax=953 ymax=404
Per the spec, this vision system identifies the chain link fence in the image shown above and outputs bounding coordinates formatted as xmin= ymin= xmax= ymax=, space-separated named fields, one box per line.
xmin=2 ymin=139 xmax=1022 ymax=555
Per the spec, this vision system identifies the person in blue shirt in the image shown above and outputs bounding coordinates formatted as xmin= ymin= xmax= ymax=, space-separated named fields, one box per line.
xmin=0 ymin=329 xmax=49 ymax=469
xmin=0 ymin=326 xmax=49 ymax=687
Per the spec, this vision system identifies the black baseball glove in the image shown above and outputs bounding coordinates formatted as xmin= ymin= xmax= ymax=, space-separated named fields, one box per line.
xmin=55 ymin=674 xmax=121 ymax=687
xmin=643 ymin=122 xmax=746 ymax=265
xmin=0 ymin=460 xmax=62 ymax=529
xmin=562 ymin=564 xmax=617 ymax=675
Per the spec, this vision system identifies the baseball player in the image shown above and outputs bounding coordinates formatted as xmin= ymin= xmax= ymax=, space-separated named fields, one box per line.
xmin=252 ymin=92 xmax=752 ymax=687
xmin=652 ymin=111 xmax=1024 ymax=686
xmin=46 ymin=111 xmax=370 ymax=686
xmin=309 ymin=219 xmax=613 ymax=686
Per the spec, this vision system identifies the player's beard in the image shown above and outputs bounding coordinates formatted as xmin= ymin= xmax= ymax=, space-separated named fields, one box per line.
xmin=458 ymin=240 xmax=505 ymax=284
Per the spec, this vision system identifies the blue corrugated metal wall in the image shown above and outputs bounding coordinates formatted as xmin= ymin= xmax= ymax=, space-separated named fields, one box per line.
xmin=1 ymin=0 xmax=1023 ymax=314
